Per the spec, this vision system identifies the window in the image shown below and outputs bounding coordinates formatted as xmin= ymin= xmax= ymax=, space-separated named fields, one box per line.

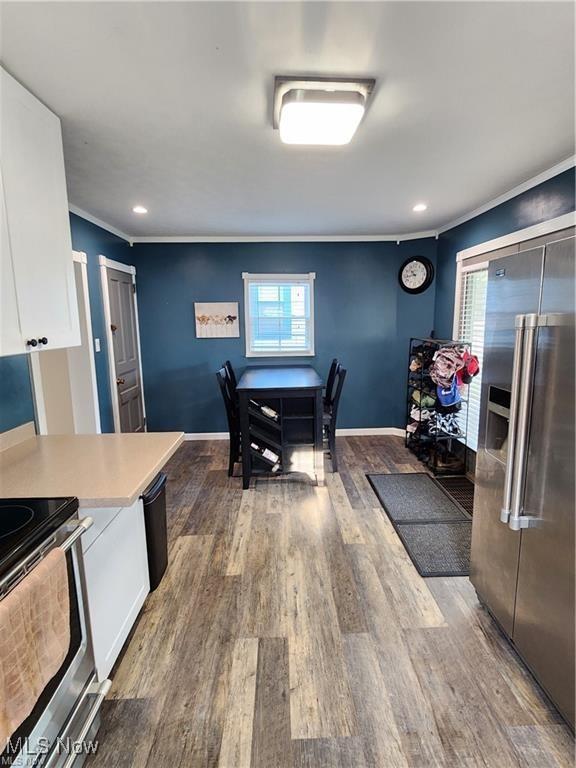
xmin=455 ymin=266 xmax=488 ymax=451
xmin=243 ymin=273 xmax=315 ymax=357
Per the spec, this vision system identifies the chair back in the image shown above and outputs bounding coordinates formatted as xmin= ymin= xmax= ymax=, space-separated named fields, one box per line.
xmin=216 ymin=367 xmax=239 ymax=437
xmin=324 ymin=358 xmax=339 ymax=405
xmin=327 ymin=365 xmax=347 ymax=424
xmin=224 ymin=360 xmax=237 ymax=391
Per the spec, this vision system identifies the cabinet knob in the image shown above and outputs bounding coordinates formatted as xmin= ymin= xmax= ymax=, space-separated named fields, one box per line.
xmin=26 ymin=339 xmax=38 ymax=347
xmin=38 ymin=337 xmax=48 ymax=345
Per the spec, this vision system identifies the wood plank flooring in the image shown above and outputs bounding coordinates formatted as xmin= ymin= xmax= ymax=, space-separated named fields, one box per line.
xmin=86 ymin=437 xmax=574 ymax=768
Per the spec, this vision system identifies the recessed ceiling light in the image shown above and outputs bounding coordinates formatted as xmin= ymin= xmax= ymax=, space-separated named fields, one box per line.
xmin=273 ymin=76 xmax=375 ymax=146
xmin=413 ymin=203 xmax=428 ymax=213
xmin=132 ymin=205 xmax=148 ymax=214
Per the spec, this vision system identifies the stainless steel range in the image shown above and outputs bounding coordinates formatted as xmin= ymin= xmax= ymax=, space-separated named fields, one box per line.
xmin=0 ymin=497 xmax=110 ymax=767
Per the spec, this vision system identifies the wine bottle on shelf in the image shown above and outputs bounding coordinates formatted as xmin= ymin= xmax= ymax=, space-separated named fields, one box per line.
xmin=250 ymin=442 xmax=281 ymax=472
xmin=249 ymin=400 xmax=280 ymax=422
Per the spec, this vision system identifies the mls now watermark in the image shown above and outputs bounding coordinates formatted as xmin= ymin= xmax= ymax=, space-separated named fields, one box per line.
xmin=2 ymin=736 xmax=99 ymax=766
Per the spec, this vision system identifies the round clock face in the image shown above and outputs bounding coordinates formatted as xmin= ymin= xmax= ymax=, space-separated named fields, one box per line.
xmin=399 ymin=257 xmax=434 ymax=294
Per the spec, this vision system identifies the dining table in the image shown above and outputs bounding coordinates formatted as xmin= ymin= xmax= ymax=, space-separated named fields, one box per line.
xmin=236 ymin=365 xmax=325 ymax=490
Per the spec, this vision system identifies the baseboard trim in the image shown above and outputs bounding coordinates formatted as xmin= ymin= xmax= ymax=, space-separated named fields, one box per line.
xmin=184 ymin=432 xmax=229 ymax=440
xmin=184 ymin=427 xmax=404 ymax=441
xmin=335 ymin=427 xmax=405 ymax=437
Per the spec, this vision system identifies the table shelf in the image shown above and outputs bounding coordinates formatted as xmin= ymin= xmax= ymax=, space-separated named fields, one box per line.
xmin=237 ymin=366 xmax=324 ymax=489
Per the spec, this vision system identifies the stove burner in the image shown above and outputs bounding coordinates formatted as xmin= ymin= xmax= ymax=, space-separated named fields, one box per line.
xmin=0 ymin=505 xmax=35 ymax=539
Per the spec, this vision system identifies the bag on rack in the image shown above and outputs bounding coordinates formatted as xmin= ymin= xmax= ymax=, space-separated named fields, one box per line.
xmin=436 ymin=377 xmax=461 ymax=407
xmin=429 ymin=346 xmax=465 ymax=388
xmin=456 ymin=350 xmax=480 ymax=386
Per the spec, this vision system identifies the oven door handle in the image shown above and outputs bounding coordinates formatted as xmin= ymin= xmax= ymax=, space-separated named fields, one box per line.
xmin=61 ymin=517 xmax=93 ymax=552
xmin=60 ymin=679 xmax=112 ymax=768
xmin=0 ymin=518 xmax=94 ymax=599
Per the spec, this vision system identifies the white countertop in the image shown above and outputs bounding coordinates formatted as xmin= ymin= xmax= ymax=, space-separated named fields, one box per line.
xmin=0 ymin=432 xmax=184 ymax=507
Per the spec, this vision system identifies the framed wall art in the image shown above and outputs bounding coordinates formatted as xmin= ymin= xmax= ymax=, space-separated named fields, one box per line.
xmin=194 ymin=302 xmax=240 ymax=338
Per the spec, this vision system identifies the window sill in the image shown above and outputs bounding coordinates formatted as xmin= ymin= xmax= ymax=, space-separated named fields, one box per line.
xmin=245 ymin=350 xmax=315 ymax=358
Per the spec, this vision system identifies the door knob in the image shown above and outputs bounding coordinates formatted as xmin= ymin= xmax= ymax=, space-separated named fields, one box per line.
xmin=26 ymin=339 xmax=38 ymax=347
xmin=38 ymin=337 xmax=48 ymax=345
xmin=111 ymin=324 xmax=117 ymax=332
xmin=116 ymin=377 xmax=125 ymax=386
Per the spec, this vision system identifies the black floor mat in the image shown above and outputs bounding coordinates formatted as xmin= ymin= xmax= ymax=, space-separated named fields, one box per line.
xmin=367 ymin=473 xmax=472 ymax=577
xmin=395 ymin=521 xmax=472 ymax=578
xmin=436 ymin=475 xmax=475 ymax=516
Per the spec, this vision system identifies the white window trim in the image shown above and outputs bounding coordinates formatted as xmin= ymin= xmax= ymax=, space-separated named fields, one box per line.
xmin=452 ymin=259 xmax=489 ymax=340
xmin=453 ymin=263 xmax=489 ymax=452
xmin=242 ymin=272 xmax=316 ymax=358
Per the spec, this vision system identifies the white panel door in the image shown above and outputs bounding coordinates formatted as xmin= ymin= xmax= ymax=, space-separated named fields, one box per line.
xmin=0 ymin=68 xmax=79 ymax=350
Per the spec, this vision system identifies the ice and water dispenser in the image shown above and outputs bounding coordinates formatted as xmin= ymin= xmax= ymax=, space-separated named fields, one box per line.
xmin=485 ymin=386 xmax=511 ymax=462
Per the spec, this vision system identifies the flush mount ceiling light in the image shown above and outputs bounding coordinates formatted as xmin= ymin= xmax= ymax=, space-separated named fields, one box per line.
xmin=132 ymin=205 xmax=148 ymax=214
xmin=412 ymin=203 xmax=428 ymax=212
xmin=273 ymin=76 xmax=375 ymax=146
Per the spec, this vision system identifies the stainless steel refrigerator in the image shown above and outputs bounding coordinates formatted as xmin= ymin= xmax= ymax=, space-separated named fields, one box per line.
xmin=471 ymin=231 xmax=575 ymax=729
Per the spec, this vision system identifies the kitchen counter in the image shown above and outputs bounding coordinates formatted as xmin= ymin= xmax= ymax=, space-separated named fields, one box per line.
xmin=0 ymin=432 xmax=184 ymax=507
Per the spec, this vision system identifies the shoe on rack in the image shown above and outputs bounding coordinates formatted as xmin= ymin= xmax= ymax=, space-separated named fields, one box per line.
xmin=410 ymin=406 xmax=433 ymax=422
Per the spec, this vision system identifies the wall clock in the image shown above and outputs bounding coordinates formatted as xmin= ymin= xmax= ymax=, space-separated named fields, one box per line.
xmin=398 ymin=256 xmax=434 ymax=294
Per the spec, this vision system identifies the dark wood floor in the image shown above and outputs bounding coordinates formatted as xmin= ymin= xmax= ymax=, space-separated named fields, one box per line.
xmin=87 ymin=437 xmax=574 ymax=768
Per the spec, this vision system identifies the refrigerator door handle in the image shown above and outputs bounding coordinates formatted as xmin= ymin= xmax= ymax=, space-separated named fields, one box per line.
xmin=508 ymin=313 xmax=539 ymax=531
xmin=500 ymin=314 xmax=525 ymax=524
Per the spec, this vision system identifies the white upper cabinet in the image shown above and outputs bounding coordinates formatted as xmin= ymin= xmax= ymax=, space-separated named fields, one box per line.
xmin=0 ymin=67 xmax=79 ymax=354
xmin=0 ymin=170 xmax=24 ymax=356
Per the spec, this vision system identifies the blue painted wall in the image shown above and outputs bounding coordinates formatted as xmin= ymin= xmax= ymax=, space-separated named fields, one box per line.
xmin=434 ymin=168 xmax=576 ymax=338
xmin=0 ymin=214 xmax=133 ymax=435
xmin=68 ymin=213 xmax=133 ymax=432
xmin=129 ymin=239 xmax=438 ymax=433
xmin=0 ymin=355 xmax=35 ymax=432
xmin=1 ymin=169 xmax=573 ymax=436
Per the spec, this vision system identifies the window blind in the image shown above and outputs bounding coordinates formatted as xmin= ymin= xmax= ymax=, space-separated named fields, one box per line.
xmin=244 ymin=274 xmax=314 ymax=356
xmin=457 ymin=267 xmax=488 ymax=451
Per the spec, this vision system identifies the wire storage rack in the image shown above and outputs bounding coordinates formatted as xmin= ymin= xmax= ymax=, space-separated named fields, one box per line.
xmin=405 ymin=337 xmax=469 ymax=475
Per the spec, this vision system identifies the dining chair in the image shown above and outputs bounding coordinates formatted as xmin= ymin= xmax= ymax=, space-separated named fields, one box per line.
xmin=323 ymin=364 xmax=347 ymax=472
xmin=216 ymin=367 xmax=241 ymax=477
xmin=224 ymin=360 xmax=237 ymax=391
xmin=324 ymin=358 xmax=339 ymax=408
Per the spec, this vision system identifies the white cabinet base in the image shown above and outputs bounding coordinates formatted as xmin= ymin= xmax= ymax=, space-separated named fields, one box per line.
xmin=81 ymin=499 xmax=150 ymax=681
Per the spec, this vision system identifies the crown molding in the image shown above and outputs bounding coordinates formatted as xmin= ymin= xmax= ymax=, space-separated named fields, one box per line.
xmin=69 ymin=156 xmax=574 ymax=245
xmin=69 ymin=204 xmax=132 ymax=243
xmin=130 ymin=231 xmax=438 ymax=244
xmin=437 ymin=155 xmax=576 ymax=235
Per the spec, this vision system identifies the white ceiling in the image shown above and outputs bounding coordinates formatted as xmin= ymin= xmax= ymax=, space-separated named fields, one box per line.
xmin=0 ymin=1 xmax=574 ymax=238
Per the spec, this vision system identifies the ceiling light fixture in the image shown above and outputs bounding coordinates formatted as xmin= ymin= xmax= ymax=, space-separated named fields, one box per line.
xmin=132 ymin=205 xmax=148 ymax=214
xmin=412 ymin=203 xmax=428 ymax=212
xmin=273 ymin=76 xmax=375 ymax=146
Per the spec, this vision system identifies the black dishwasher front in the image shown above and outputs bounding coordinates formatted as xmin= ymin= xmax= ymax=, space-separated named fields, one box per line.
xmin=141 ymin=472 xmax=168 ymax=591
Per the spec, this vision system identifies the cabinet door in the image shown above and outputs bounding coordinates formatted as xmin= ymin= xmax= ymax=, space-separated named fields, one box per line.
xmin=82 ymin=499 xmax=150 ymax=681
xmin=0 ymin=69 xmax=79 ymax=350
xmin=0 ymin=166 xmax=25 ymax=355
